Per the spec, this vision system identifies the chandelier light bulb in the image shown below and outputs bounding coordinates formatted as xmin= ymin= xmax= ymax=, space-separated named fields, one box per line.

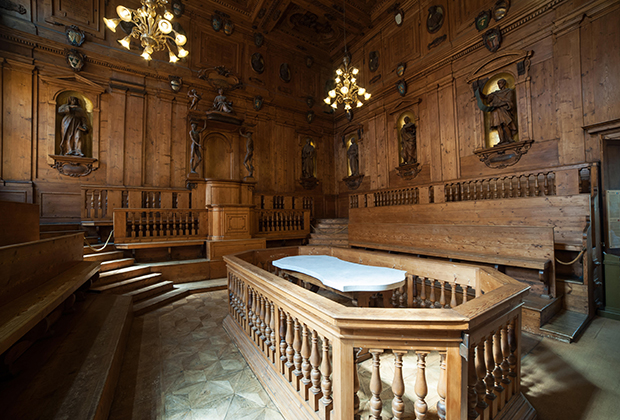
xmin=328 ymin=90 xmax=336 ymax=98
xmin=340 ymin=86 xmax=349 ymax=94
xmin=336 ymin=69 xmax=343 ymax=76
xmin=358 ymin=87 xmax=366 ymax=95
xmin=116 ymin=5 xmax=132 ymax=21
xmin=344 ymin=103 xmax=352 ymax=110
xmin=331 ymin=102 xmax=338 ymax=109
xmin=177 ymin=47 xmax=188 ymax=58
xmin=103 ymin=17 xmax=120 ymax=32
xmin=164 ymin=10 xmax=174 ymax=20
xmin=351 ymin=77 xmax=356 ymax=83
xmin=352 ymin=68 xmax=359 ymax=75
xmin=357 ymin=101 xmax=363 ymax=107
xmin=175 ymin=33 xmax=187 ymax=46
xmin=141 ymin=50 xmax=152 ymax=60
xmin=158 ymin=19 xmax=173 ymax=34
xmin=169 ymin=51 xmax=179 ymax=63
xmin=364 ymin=93 xmax=371 ymax=100
xmin=324 ymin=97 xmax=331 ymax=104
xmin=118 ymin=35 xmax=132 ymax=49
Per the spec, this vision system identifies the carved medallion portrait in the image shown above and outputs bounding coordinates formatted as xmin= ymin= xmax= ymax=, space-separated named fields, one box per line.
xmin=254 ymin=32 xmax=264 ymax=47
xmin=169 ymin=76 xmax=183 ymax=92
xmin=426 ymin=5 xmax=444 ymax=34
xmin=66 ymin=49 xmax=85 ymax=72
xmin=483 ymin=28 xmax=502 ymax=52
xmin=65 ymin=25 xmax=85 ymax=47
xmin=279 ymin=63 xmax=291 ymax=83
xmin=306 ymin=96 xmax=315 ymax=108
xmin=251 ymin=53 xmax=265 ymax=74
xmin=346 ymin=110 xmax=354 ymax=122
xmin=475 ymin=10 xmax=491 ymax=31
xmin=369 ymin=51 xmax=379 ymax=72
xmin=171 ymin=0 xmax=185 ymax=18
xmin=305 ymin=55 xmax=314 ymax=68
xmin=493 ymin=0 xmax=510 ymax=21
xmin=307 ymin=111 xmax=315 ymax=124
xmin=253 ymin=96 xmax=263 ymax=111
xmin=224 ymin=20 xmax=235 ymax=36
xmin=397 ymin=79 xmax=407 ymax=97
xmin=396 ymin=62 xmax=406 ymax=77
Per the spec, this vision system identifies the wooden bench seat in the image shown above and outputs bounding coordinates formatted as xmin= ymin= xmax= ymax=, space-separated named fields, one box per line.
xmin=0 ymin=233 xmax=99 ymax=363
xmin=348 ymin=222 xmax=556 ymax=297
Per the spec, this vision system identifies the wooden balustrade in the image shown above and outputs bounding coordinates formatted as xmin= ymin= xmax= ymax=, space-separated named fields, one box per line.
xmin=255 ymin=194 xmax=316 ymax=216
xmin=223 ymin=246 xmax=533 ymax=420
xmin=113 ymin=208 xmax=208 ymax=243
xmin=253 ymin=209 xmax=311 ymax=239
xmin=82 ymin=186 xmax=191 ymax=222
xmin=349 ymin=163 xmax=592 ymax=208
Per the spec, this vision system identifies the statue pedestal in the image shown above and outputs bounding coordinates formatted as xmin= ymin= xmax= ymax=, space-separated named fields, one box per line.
xmin=343 ymin=174 xmax=365 ymax=190
xmin=49 ymin=154 xmax=98 ymax=177
xmin=474 ymin=139 xmax=534 ymax=169
xmin=395 ymin=162 xmax=421 ymax=180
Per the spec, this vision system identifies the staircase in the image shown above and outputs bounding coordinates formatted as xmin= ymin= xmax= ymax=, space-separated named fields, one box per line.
xmin=308 ymin=218 xmax=349 ymax=247
xmin=83 ymin=246 xmax=190 ymax=316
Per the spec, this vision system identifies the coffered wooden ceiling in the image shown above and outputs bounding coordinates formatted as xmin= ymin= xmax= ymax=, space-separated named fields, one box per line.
xmin=200 ymin=0 xmax=390 ymax=57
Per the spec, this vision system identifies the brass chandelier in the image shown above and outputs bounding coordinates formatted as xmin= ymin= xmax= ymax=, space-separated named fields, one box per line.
xmin=323 ymin=1 xmax=370 ymax=110
xmin=103 ymin=0 xmax=188 ymax=62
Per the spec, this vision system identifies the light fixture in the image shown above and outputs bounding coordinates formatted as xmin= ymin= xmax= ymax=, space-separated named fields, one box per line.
xmin=103 ymin=0 xmax=188 ymax=63
xmin=323 ymin=1 xmax=370 ymax=110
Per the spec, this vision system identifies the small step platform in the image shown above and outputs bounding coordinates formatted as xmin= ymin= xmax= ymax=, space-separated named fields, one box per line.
xmin=92 ymin=272 xmax=163 ymax=294
xmin=0 ymin=293 xmax=133 ymax=420
xmin=100 ymin=258 xmax=135 ymax=272
xmin=133 ymin=288 xmax=190 ymax=316
xmin=540 ymin=309 xmax=590 ymax=343
xmin=83 ymin=250 xmax=125 ymax=262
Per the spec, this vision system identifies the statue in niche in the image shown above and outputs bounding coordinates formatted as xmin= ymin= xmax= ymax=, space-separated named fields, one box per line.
xmin=239 ymin=128 xmax=254 ymax=178
xmin=58 ymin=96 xmax=89 ymax=157
xmin=212 ymin=88 xmax=234 ymax=113
xmin=347 ymin=138 xmax=359 ymax=176
xmin=189 ymin=120 xmax=206 ymax=174
xmin=400 ymin=116 xmax=417 ymax=164
xmin=187 ymin=89 xmax=202 ymax=110
xmin=475 ymin=78 xmax=517 ymax=145
xmin=301 ymin=138 xmax=315 ymax=178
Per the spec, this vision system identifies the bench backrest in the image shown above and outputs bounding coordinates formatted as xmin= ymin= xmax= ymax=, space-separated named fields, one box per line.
xmin=350 ymin=194 xmax=589 ymax=248
xmin=0 ymin=201 xmax=40 ymax=246
xmin=0 ymin=233 xmax=84 ymax=306
xmin=349 ymin=222 xmax=554 ymax=264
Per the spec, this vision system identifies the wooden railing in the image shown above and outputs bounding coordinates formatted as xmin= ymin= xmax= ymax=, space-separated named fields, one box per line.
xmin=255 ymin=194 xmax=316 ymax=217
xmin=223 ymin=246 xmax=533 ymax=420
xmin=82 ymin=185 xmax=191 ymax=222
xmin=253 ymin=209 xmax=311 ymax=239
xmin=350 ymin=163 xmax=592 ymax=208
xmin=113 ymin=208 xmax=208 ymax=243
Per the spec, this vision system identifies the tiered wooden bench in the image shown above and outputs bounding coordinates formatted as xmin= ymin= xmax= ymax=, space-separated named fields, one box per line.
xmin=0 ymin=233 xmax=100 ymax=365
xmin=348 ymin=222 xmax=555 ymax=297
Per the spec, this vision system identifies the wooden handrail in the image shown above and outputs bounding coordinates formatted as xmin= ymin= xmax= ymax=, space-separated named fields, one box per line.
xmin=253 ymin=209 xmax=311 ymax=238
xmin=223 ymin=246 xmax=532 ymax=420
xmin=113 ymin=208 xmax=208 ymax=243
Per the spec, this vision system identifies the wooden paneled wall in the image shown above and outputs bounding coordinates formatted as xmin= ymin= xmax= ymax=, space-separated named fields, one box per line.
xmin=0 ymin=0 xmax=337 ymax=222
xmin=333 ymin=0 xmax=620 ymax=216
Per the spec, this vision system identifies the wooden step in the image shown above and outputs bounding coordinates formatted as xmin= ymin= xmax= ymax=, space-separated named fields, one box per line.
xmin=100 ymin=258 xmax=135 ymax=272
xmin=0 ymin=293 xmax=132 ymax=420
xmin=123 ymin=281 xmax=174 ymax=302
xmin=133 ymin=288 xmax=190 ymax=316
xmin=84 ymin=251 xmax=125 ymax=263
xmin=540 ymin=309 xmax=590 ymax=343
xmin=92 ymin=273 xmax=163 ymax=295
xmin=98 ymin=266 xmax=153 ymax=285
xmin=522 ymin=294 xmax=563 ymax=338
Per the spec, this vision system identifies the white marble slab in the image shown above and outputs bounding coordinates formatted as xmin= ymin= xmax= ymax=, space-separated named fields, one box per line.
xmin=272 ymin=255 xmax=407 ymax=292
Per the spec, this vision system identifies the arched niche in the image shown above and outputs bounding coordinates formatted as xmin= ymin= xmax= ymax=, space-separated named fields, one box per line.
xmin=55 ymin=91 xmax=94 ymax=157
xmin=396 ymin=110 xmax=417 ymax=165
xmin=204 ymin=132 xmax=234 ymax=179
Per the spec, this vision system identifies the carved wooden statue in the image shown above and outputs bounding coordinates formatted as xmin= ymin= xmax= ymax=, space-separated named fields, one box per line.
xmin=240 ymin=128 xmax=254 ymax=178
xmin=188 ymin=89 xmax=202 ymax=110
xmin=213 ymin=88 xmax=234 ymax=113
xmin=58 ymin=96 xmax=88 ymax=157
xmin=189 ymin=121 xmax=206 ymax=174
xmin=347 ymin=138 xmax=360 ymax=176
xmin=475 ymin=78 xmax=517 ymax=145
xmin=400 ymin=117 xmax=417 ymax=164
xmin=301 ymin=138 xmax=315 ymax=178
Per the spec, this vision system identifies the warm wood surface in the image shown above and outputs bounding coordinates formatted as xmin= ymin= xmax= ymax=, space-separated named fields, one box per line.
xmin=0 ymin=201 xmax=39 ymax=246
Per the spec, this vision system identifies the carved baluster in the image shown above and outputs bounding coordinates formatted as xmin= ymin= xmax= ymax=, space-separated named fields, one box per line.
xmin=415 ymin=351 xmax=429 ymax=420
xmin=392 ymin=350 xmax=407 ymax=420
xmin=508 ymin=177 xmax=513 ymax=197
xmin=501 ymin=325 xmax=512 ymax=395
xmin=419 ymin=277 xmax=427 ymax=308
xmin=270 ymin=304 xmax=276 ymax=361
xmin=467 ymin=182 xmax=471 ymax=200
xmin=130 ymin=212 xmax=136 ymax=238
xmin=97 ymin=190 xmax=102 ymax=218
xmin=467 ymin=346 xmax=479 ymax=420
xmin=439 ymin=281 xmax=446 ymax=308
xmin=493 ymin=330 xmax=505 ymax=397
xmin=246 ymin=288 xmax=254 ymax=334
xmin=437 ymin=351 xmax=447 ymax=420
xmin=310 ymin=330 xmax=322 ymax=410
xmin=543 ymin=172 xmax=550 ymax=195
xmin=369 ymin=349 xmax=383 ymax=419
xmin=450 ymin=281 xmax=458 ymax=308
xmin=476 ymin=341 xmax=489 ymax=410
xmin=264 ymin=300 xmax=272 ymax=355
xmin=354 ymin=349 xmax=361 ymax=420
xmin=252 ymin=292 xmax=260 ymax=342
xmin=320 ymin=337 xmax=333 ymax=414
xmin=525 ymin=175 xmax=531 ymax=197
xmin=429 ymin=279 xmax=436 ymax=308
xmin=285 ymin=314 xmax=295 ymax=380
xmin=399 ymin=285 xmax=407 ymax=308
xmin=279 ymin=310 xmax=287 ymax=373
xmin=508 ymin=320 xmax=518 ymax=383
xmin=293 ymin=318 xmax=303 ymax=389
xmin=485 ymin=336 xmax=497 ymax=405
xmin=301 ymin=324 xmax=311 ymax=398
xmin=463 ymin=285 xmax=469 ymax=304
xmin=260 ymin=297 xmax=267 ymax=349
xmin=534 ymin=174 xmax=540 ymax=196
xmin=516 ymin=176 xmax=522 ymax=197
xmin=473 ymin=181 xmax=477 ymax=200
xmin=486 ymin=179 xmax=491 ymax=199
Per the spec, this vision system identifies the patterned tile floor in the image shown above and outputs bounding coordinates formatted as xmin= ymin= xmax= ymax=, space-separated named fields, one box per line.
xmin=110 ymin=288 xmax=443 ymax=420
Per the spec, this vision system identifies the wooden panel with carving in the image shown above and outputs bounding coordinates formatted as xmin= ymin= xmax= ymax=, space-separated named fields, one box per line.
xmin=45 ymin=0 xmax=105 ymax=37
